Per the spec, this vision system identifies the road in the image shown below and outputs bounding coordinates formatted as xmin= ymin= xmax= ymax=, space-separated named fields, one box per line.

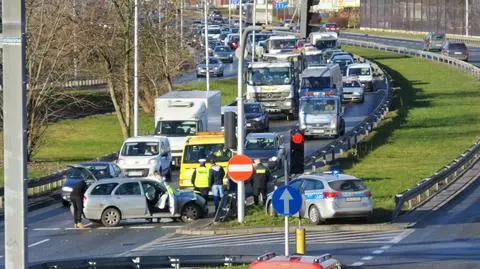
xmin=341 ymin=33 xmax=480 ymax=67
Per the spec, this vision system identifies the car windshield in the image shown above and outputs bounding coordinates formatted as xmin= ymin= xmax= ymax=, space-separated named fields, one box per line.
xmin=81 ymin=164 xmax=111 ymax=179
xmin=304 ymin=54 xmax=323 ymax=66
xmin=432 ymin=34 xmax=445 ymax=40
xmin=215 ymin=46 xmax=231 ymax=52
xmin=271 ymin=39 xmax=296 ymax=50
xmin=315 ymin=40 xmax=337 ymax=50
xmin=301 ymin=99 xmax=337 ymax=114
xmin=121 ymin=142 xmax=159 ymax=156
xmin=349 ymin=67 xmax=371 ymax=76
xmin=343 ymin=81 xmax=361 ymax=87
xmin=183 ymin=144 xmax=232 ymax=163
xmin=245 ymin=137 xmax=276 ymax=150
xmin=247 ymin=67 xmax=291 ymax=86
xmin=248 ymin=34 xmax=271 ymax=44
xmin=328 ymin=180 xmax=367 ymax=192
xmin=245 ymin=103 xmax=262 ymax=113
xmin=301 ymin=76 xmax=330 ymax=89
xmin=201 ymin=58 xmax=220 ymax=65
xmin=450 ymin=43 xmax=467 ymax=50
xmin=208 ymin=28 xmax=221 ymax=34
xmin=155 ymin=120 xmax=197 ymax=136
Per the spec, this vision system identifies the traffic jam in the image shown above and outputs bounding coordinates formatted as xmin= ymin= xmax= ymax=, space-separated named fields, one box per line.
xmin=63 ymin=12 xmax=375 ymax=231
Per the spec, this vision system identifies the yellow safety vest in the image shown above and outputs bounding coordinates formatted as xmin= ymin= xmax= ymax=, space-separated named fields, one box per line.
xmin=256 ymin=169 xmax=267 ymax=174
xmin=165 ymin=183 xmax=175 ymax=195
xmin=194 ymin=167 xmax=210 ymax=188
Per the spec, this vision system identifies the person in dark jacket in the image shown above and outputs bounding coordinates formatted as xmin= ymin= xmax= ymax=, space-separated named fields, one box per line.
xmin=70 ymin=179 xmax=88 ymax=229
xmin=251 ymin=158 xmax=271 ymax=206
xmin=209 ymin=159 xmax=226 ymax=212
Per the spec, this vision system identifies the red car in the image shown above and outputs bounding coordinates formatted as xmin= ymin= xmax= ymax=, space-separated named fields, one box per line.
xmin=323 ymin=22 xmax=340 ymax=34
xmin=248 ymin=253 xmax=343 ymax=269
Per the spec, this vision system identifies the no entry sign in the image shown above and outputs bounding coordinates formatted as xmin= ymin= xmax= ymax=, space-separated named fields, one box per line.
xmin=227 ymin=155 xmax=254 ymax=182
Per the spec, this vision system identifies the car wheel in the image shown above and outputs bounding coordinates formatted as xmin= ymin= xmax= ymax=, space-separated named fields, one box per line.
xmin=308 ymin=205 xmax=323 ymax=225
xmin=267 ymin=202 xmax=277 ymax=217
xmin=101 ymin=207 xmax=121 ymax=227
xmin=62 ymin=200 xmax=70 ymax=207
xmin=181 ymin=203 xmax=202 ymax=223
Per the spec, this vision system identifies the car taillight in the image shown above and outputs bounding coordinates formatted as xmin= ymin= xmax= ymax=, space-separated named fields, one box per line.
xmin=364 ymin=191 xmax=372 ymax=197
xmin=324 ymin=191 xmax=342 ymax=199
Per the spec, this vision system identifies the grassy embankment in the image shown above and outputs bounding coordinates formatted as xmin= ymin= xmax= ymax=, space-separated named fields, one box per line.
xmin=220 ymin=46 xmax=480 ymax=226
xmin=0 ymin=78 xmax=237 ymax=185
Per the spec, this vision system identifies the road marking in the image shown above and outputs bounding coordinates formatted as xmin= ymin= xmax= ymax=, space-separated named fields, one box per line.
xmin=28 ymin=239 xmax=50 ymax=248
xmin=380 ymin=245 xmax=392 ymax=250
xmin=372 ymin=250 xmax=384 ymax=254
xmin=64 ymin=227 xmax=92 ymax=230
xmin=389 ymin=229 xmax=415 ymax=243
xmin=98 ymin=226 xmax=124 ymax=230
xmin=361 ymin=256 xmax=374 ymax=261
xmin=162 ymin=225 xmax=183 ymax=228
xmin=32 ymin=228 xmax=61 ymax=231
xmin=128 ymin=226 xmax=155 ymax=229
xmin=351 ymin=262 xmax=365 ymax=266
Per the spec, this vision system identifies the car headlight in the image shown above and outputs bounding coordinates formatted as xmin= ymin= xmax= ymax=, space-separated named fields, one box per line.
xmin=62 ymin=186 xmax=73 ymax=192
xmin=117 ymin=158 xmax=125 ymax=165
xmin=330 ymin=117 xmax=337 ymax=129
xmin=285 ymin=101 xmax=291 ymax=106
xmin=353 ymin=92 xmax=361 ymax=95
xmin=300 ymin=123 xmax=306 ymax=129
xmin=253 ymin=116 xmax=262 ymax=121
xmin=269 ymin=156 xmax=278 ymax=162
xmin=230 ymin=54 xmax=234 ymax=57
xmin=148 ymin=158 xmax=157 ymax=165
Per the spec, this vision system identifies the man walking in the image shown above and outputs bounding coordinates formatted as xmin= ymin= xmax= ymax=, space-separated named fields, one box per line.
xmin=251 ymin=158 xmax=271 ymax=206
xmin=191 ymin=159 xmax=211 ymax=201
xmin=70 ymin=178 xmax=88 ymax=229
xmin=209 ymin=160 xmax=225 ymax=212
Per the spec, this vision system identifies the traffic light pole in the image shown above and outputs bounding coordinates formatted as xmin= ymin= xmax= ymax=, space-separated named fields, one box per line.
xmin=284 ymin=155 xmax=289 ymax=256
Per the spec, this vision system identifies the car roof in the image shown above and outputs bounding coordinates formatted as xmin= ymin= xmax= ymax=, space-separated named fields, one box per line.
xmin=249 ymin=61 xmax=291 ymax=68
xmin=246 ymin=132 xmax=278 ymax=139
xmin=79 ymin=162 xmax=112 ymax=166
xmin=123 ymin=135 xmax=169 ymax=143
xmin=347 ymin=63 xmax=371 ymax=69
xmin=297 ymin=173 xmax=360 ymax=182
xmin=269 ymin=35 xmax=297 ymax=40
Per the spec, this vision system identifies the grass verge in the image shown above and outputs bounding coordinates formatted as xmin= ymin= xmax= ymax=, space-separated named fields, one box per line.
xmin=219 ymin=47 xmax=480 ymax=227
xmin=345 ymin=28 xmax=425 ymax=40
xmin=0 ymin=78 xmax=237 ymax=185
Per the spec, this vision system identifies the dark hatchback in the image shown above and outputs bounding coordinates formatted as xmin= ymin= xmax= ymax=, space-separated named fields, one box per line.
xmin=442 ymin=42 xmax=469 ymax=61
xmin=245 ymin=103 xmax=269 ymax=132
xmin=61 ymin=162 xmax=123 ymax=206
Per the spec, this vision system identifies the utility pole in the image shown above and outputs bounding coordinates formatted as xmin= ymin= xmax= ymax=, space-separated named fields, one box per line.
xmin=466 ymin=0 xmax=469 ymax=36
xmin=265 ymin=0 xmax=269 ymax=25
xmin=252 ymin=0 xmax=256 ymax=63
xmin=228 ymin=0 xmax=231 ymax=25
xmin=133 ymin=0 xmax=139 ymax=137
xmin=204 ymin=0 xmax=210 ymax=93
xmin=3 ymin=0 xmax=28 ymax=267
xmin=180 ymin=0 xmax=184 ymax=48
xmin=237 ymin=0 xmax=245 ymax=223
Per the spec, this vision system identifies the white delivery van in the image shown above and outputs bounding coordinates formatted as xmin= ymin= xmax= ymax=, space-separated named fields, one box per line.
xmin=117 ymin=136 xmax=172 ymax=180
xmin=346 ymin=63 xmax=375 ymax=91
xmin=154 ymin=90 xmax=221 ymax=166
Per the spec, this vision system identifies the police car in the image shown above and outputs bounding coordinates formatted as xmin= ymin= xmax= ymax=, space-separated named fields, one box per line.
xmin=266 ymin=171 xmax=373 ymax=224
xmin=248 ymin=252 xmax=342 ymax=269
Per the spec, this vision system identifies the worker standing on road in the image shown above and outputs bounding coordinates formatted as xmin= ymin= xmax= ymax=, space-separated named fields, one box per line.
xmin=251 ymin=158 xmax=271 ymax=206
xmin=191 ymin=159 xmax=211 ymax=201
xmin=70 ymin=178 xmax=88 ymax=229
xmin=209 ymin=159 xmax=225 ymax=212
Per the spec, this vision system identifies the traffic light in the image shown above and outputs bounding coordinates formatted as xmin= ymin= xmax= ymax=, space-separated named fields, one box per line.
xmin=290 ymin=128 xmax=304 ymax=174
xmin=224 ymin=111 xmax=237 ymax=150
xmin=300 ymin=0 xmax=317 ymax=39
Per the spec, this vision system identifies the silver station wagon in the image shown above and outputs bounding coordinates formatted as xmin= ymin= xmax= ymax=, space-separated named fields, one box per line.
xmin=83 ymin=178 xmax=207 ymax=227
xmin=266 ymin=172 xmax=373 ymax=224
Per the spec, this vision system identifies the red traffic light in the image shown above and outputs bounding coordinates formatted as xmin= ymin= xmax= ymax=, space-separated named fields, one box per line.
xmin=292 ymin=133 xmax=304 ymax=144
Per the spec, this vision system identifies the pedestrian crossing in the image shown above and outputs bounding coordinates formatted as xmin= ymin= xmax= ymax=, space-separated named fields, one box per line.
xmin=133 ymin=229 xmax=409 ymax=252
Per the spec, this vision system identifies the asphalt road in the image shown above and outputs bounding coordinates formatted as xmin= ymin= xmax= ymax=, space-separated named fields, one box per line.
xmin=341 ymin=33 xmax=480 ymax=67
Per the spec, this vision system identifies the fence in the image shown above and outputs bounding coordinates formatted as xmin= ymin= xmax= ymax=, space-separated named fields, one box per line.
xmin=339 ymin=37 xmax=480 ymax=220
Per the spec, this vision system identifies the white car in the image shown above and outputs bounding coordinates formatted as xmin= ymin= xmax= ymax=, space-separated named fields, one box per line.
xmin=116 ymin=136 xmax=172 ymax=180
xmin=346 ymin=63 xmax=375 ymax=91
xmin=342 ymin=79 xmax=365 ymax=103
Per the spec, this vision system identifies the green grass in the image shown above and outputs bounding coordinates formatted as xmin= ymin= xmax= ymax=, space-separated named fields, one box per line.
xmin=219 ymin=47 xmax=480 ymax=226
xmin=0 ymin=79 xmax=237 ymax=185
xmin=346 ymin=28 xmax=426 ymax=40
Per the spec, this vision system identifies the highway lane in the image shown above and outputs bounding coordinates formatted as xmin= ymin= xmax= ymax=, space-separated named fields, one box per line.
xmin=174 ymin=55 xmax=240 ymax=84
xmin=341 ymin=33 xmax=480 ymax=67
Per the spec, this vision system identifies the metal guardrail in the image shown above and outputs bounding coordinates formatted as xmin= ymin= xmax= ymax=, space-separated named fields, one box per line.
xmin=339 ymin=38 xmax=480 ymax=220
xmin=30 ymin=254 xmax=258 ymax=269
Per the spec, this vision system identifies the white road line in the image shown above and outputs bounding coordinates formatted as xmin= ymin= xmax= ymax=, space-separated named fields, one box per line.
xmin=64 ymin=227 xmax=92 ymax=230
xmin=128 ymin=226 xmax=155 ymax=229
xmin=162 ymin=225 xmax=183 ymax=228
xmin=28 ymin=239 xmax=50 ymax=248
xmin=389 ymin=229 xmax=415 ymax=243
xmin=32 ymin=228 xmax=61 ymax=231
xmin=351 ymin=262 xmax=365 ymax=266
xmin=98 ymin=227 xmax=124 ymax=230
xmin=372 ymin=250 xmax=384 ymax=254
xmin=380 ymin=245 xmax=392 ymax=250
xmin=362 ymin=256 xmax=374 ymax=261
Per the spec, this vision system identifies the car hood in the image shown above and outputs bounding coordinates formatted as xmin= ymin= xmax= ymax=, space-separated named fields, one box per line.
xmin=245 ymin=113 xmax=262 ymax=120
xmin=244 ymin=149 xmax=278 ymax=159
xmin=214 ymin=51 xmax=233 ymax=56
xmin=343 ymin=86 xmax=364 ymax=93
xmin=118 ymin=156 xmax=156 ymax=166
xmin=198 ymin=63 xmax=221 ymax=69
xmin=175 ymin=190 xmax=205 ymax=202
xmin=63 ymin=178 xmax=83 ymax=189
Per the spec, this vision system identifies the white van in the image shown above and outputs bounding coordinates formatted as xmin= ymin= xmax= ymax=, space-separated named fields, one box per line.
xmin=346 ymin=63 xmax=374 ymax=91
xmin=116 ymin=136 xmax=172 ymax=180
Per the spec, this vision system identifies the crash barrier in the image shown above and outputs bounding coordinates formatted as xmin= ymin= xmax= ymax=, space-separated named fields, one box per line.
xmin=0 ymin=152 xmax=118 ymax=208
xmin=339 ymin=38 xmax=480 ymax=220
xmin=29 ymin=254 xmax=258 ymax=269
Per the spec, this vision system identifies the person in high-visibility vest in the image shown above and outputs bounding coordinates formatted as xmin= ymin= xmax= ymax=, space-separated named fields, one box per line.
xmin=251 ymin=158 xmax=271 ymax=206
xmin=191 ymin=159 xmax=211 ymax=201
xmin=154 ymin=171 xmax=175 ymax=210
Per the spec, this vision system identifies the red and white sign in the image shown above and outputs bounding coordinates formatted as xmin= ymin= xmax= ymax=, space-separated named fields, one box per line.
xmin=228 ymin=154 xmax=254 ymax=182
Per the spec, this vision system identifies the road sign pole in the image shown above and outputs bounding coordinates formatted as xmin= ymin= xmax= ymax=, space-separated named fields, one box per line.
xmin=237 ymin=0 xmax=245 ymax=223
xmin=284 ymin=156 xmax=289 ymax=256
xmin=3 ymin=0 xmax=28 ymax=266
xmin=285 ymin=216 xmax=289 ymax=256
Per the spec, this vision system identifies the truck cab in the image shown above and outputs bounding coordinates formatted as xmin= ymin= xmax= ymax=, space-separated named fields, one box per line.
xmin=246 ymin=61 xmax=298 ymax=121
xmin=299 ymin=95 xmax=345 ymax=138
xmin=179 ymin=132 xmax=232 ymax=188
xmin=117 ymin=136 xmax=172 ymax=180
xmin=259 ymin=35 xmax=299 ymax=61
xmin=300 ymin=49 xmax=325 ymax=71
xmin=309 ymin=32 xmax=339 ymax=51
xmin=299 ymin=64 xmax=343 ymax=100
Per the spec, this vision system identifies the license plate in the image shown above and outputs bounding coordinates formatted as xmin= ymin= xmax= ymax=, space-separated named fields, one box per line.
xmin=346 ymin=197 xmax=361 ymax=202
xmin=264 ymin=103 xmax=275 ymax=107
xmin=454 ymin=52 xmax=462 ymax=55
xmin=246 ymin=123 xmax=252 ymax=127
xmin=313 ymin=129 xmax=325 ymax=133
xmin=128 ymin=171 xmax=143 ymax=176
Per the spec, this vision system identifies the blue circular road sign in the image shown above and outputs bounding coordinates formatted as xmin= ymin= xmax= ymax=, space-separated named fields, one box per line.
xmin=272 ymin=185 xmax=302 ymax=217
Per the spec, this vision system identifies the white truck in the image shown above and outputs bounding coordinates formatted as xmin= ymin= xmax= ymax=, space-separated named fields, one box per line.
xmin=246 ymin=61 xmax=298 ymax=120
xmin=257 ymin=35 xmax=299 ymax=61
xmin=299 ymin=64 xmax=343 ymax=100
xmin=245 ymin=4 xmax=272 ymax=25
xmin=154 ymin=90 xmax=221 ymax=166
xmin=309 ymin=32 xmax=339 ymax=50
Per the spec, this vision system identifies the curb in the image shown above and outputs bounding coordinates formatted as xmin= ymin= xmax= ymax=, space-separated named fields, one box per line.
xmin=176 ymin=223 xmax=408 ymax=236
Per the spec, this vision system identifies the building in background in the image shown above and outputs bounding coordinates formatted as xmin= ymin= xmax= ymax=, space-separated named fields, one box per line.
xmin=312 ymin=0 xmax=360 ymax=12
xmin=360 ymin=0 xmax=479 ymax=36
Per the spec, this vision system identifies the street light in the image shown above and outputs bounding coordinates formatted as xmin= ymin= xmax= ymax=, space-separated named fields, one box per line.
xmin=204 ymin=0 xmax=210 ymax=93
xmin=133 ymin=0 xmax=139 ymax=137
